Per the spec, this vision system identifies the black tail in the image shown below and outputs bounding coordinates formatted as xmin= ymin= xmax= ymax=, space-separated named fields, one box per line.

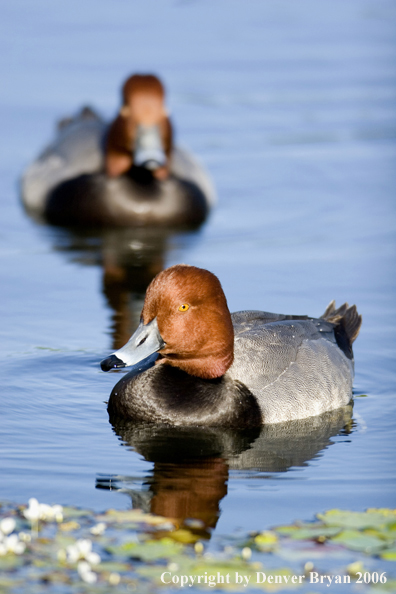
xmin=322 ymin=301 xmax=362 ymax=345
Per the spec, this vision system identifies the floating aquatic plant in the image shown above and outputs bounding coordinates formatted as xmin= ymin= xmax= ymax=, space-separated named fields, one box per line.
xmin=0 ymin=516 xmax=26 ymax=557
xmin=0 ymin=500 xmax=394 ymax=592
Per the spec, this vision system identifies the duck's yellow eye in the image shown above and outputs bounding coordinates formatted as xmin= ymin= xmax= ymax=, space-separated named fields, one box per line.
xmin=178 ymin=303 xmax=190 ymax=312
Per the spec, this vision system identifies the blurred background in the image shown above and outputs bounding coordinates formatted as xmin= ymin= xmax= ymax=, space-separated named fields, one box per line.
xmin=1 ymin=0 xmax=395 ymax=536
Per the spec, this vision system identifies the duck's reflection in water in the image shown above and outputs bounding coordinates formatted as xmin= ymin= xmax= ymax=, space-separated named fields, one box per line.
xmin=96 ymin=406 xmax=353 ymax=540
xmin=47 ymin=225 xmax=201 ymax=350
xmin=98 ymin=228 xmax=168 ymax=349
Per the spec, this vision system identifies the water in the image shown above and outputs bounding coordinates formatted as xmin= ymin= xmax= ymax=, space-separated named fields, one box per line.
xmin=1 ymin=0 xmax=395 ymax=541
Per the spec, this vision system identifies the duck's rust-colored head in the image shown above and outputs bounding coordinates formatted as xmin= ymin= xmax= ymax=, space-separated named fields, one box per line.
xmin=105 ymin=74 xmax=172 ymax=179
xmin=101 ymin=265 xmax=234 ymax=379
xmin=121 ymin=74 xmax=166 ymax=124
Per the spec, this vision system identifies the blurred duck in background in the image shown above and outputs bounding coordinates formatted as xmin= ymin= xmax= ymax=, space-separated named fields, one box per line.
xmin=21 ymin=74 xmax=215 ymax=228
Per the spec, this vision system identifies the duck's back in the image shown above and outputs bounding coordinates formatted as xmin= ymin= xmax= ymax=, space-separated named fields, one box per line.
xmin=228 ymin=309 xmax=356 ymax=423
xmin=21 ymin=108 xmax=105 ymax=213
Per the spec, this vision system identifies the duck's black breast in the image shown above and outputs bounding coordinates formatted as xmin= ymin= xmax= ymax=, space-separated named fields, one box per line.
xmin=107 ymin=363 xmax=262 ymax=428
xmin=45 ymin=171 xmax=208 ymax=228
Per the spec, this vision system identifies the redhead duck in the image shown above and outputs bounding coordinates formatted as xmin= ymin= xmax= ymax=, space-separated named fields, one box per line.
xmin=21 ymin=75 xmax=215 ymax=228
xmin=101 ymin=265 xmax=362 ymax=427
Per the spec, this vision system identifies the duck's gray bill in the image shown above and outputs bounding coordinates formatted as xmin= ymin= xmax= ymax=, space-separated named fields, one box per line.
xmin=100 ymin=317 xmax=165 ymax=372
xmin=133 ymin=124 xmax=166 ymax=170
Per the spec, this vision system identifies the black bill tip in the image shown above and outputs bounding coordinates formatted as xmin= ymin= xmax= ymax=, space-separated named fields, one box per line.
xmin=100 ymin=354 xmax=126 ymax=372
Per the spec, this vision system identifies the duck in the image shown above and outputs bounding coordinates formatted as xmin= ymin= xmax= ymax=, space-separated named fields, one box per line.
xmin=100 ymin=264 xmax=362 ymax=427
xmin=21 ymin=74 xmax=215 ymax=228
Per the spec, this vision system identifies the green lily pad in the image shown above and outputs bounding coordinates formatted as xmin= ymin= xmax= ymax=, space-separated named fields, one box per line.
xmin=108 ymin=537 xmax=183 ymax=561
xmin=254 ymin=531 xmax=278 ymax=550
xmin=274 ymin=525 xmax=299 ymax=535
xmin=0 ymin=555 xmax=25 ymax=571
xmin=61 ymin=506 xmax=92 ymax=519
xmin=380 ymin=548 xmax=396 ymax=561
xmin=59 ymin=521 xmax=81 ymax=532
xmin=53 ymin=534 xmax=77 ymax=548
xmin=318 ymin=509 xmax=396 ymax=530
xmin=99 ymin=509 xmax=173 ymax=526
xmin=1 ymin=500 xmax=396 ymax=593
xmin=97 ymin=560 xmax=131 ymax=572
xmin=166 ymin=529 xmax=198 ymax=544
xmin=331 ymin=529 xmax=386 ymax=553
xmin=287 ymin=526 xmax=341 ymax=541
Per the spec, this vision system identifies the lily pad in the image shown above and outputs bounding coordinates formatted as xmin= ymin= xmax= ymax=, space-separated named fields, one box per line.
xmin=331 ymin=529 xmax=386 ymax=553
xmin=380 ymin=548 xmax=396 ymax=561
xmin=108 ymin=537 xmax=183 ymax=561
xmin=254 ymin=531 xmax=278 ymax=550
xmin=97 ymin=560 xmax=131 ymax=572
xmin=61 ymin=506 xmax=92 ymax=519
xmin=59 ymin=521 xmax=81 ymax=532
xmin=1 ymin=500 xmax=395 ymax=593
xmin=98 ymin=509 xmax=174 ymax=527
xmin=0 ymin=555 xmax=25 ymax=570
xmin=285 ymin=526 xmax=341 ymax=541
xmin=166 ymin=529 xmax=198 ymax=544
xmin=318 ymin=509 xmax=396 ymax=530
xmin=274 ymin=525 xmax=299 ymax=536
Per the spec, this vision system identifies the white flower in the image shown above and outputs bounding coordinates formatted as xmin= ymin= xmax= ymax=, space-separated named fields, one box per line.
xmin=86 ymin=551 xmax=101 ymax=565
xmin=66 ymin=544 xmax=80 ymax=564
xmin=5 ymin=534 xmax=19 ymax=549
xmin=77 ymin=560 xmax=90 ymax=574
xmin=52 ymin=505 xmax=64 ymax=523
xmin=241 ymin=547 xmax=252 ymax=560
xmin=76 ymin=539 xmax=92 ymax=557
xmin=23 ymin=499 xmax=63 ymax=523
xmin=90 ymin=522 xmax=106 ymax=536
xmin=39 ymin=504 xmax=52 ymax=518
xmin=23 ymin=498 xmax=40 ymax=521
xmin=66 ymin=539 xmax=101 ymax=565
xmin=77 ymin=561 xmax=97 ymax=584
xmin=40 ymin=504 xmax=63 ymax=522
xmin=14 ymin=542 xmax=26 ymax=555
xmin=0 ymin=518 xmax=16 ymax=535
xmin=194 ymin=541 xmax=204 ymax=555
xmin=0 ymin=533 xmax=26 ymax=556
xmin=5 ymin=535 xmax=25 ymax=555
